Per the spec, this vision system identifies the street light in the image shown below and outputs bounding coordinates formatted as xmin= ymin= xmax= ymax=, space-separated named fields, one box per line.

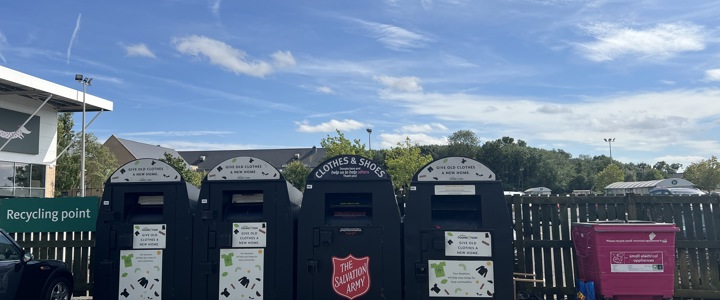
xmin=604 ymin=138 xmax=615 ymax=162
xmin=76 ymin=74 xmax=92 ymax=197
xmin=366 ymin=128 xmax=372 ymax=151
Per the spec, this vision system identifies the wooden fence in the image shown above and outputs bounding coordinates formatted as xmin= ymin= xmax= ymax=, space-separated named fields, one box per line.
xmin=7 ymin=194 xmax=720 ymax=299
xmin=510 ymin=194 xmax=720 ymax=300
xmin=10 ymin=231 xmax=94 ymax=297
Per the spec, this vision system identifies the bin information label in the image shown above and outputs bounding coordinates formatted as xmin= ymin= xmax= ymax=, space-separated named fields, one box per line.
xmin=219 ymin=248 xmax=264 ymax=300
xmin=610 ymin=251 xmax=664 ymax=273
xmin=435 ymin=185 xmax=476 ymax=195
xmin=428 ymin=260 xmax=494 ymax=298
xmin=110 ymin=159 xmax=180 ymax=183
xmin=417 ymin=157 xmax=495 ymax=182
xmin=207 ymin=157 xmax=279 ymax=181
xmin=445 ymin=231 xmax=492 ymax=257
xmin=118 ymin=249 xmax=163 ymax=300
xmin=133 ymin=224 xmax=167 ymax=249
xmin=232 ymin=222 xmax=267 ymax=247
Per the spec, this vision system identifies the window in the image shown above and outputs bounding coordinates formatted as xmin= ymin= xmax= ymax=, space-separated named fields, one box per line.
xmin=0 ymin=161 xmax=45 ymax=197
xmin=0 ymin=233 xmax=20 ymax=261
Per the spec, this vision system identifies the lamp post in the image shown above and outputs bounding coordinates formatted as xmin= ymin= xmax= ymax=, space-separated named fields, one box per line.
xmin=604 ymin=138 xmax=615 ymax=163
xmin=75 ymin=74 xmax=92 ymax=197
xmin=366 ymin=128 xmax=372 ymax=151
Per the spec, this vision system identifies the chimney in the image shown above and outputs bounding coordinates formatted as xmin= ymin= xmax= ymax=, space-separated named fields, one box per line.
xmin=294 ymin=153 xmax=300 ymax=160
xmin=200 ymin=155 xmax=206 ymax=162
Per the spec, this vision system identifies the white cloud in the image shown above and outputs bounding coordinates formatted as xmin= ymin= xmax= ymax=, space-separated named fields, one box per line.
xmin=576 ymin=22 xmax=706 ymax=62
xmin=209 ymin=0 xmax=222 ymax=16
xmin=271 ymin=51 xmax=296 ymax=68
xmin=379 ymin=88 xmax=720 ymax=153
xmin=355 ymin=19 xmax=431 ymax=51
xmin=704 ymin=69 xmax=720 ymax=82
xmin=375 ymin=75 xmax=423 ymax=92
xmin=441 ymin=53 xmax=478 ymax=68
xmin=124 ymin=43 xmax=156 ymax=58
xmin=66 ymin=13 xmax=82 ymax=65
xmin=295 ymin=119 xmax=367 ymax=133
xmin=380 ymin=133 xmax=447 ymax=148
xmin=399 ymin=123 xmax=448 ymax=133
xmin=315 ymin=86 xmax=334 ymax=94
xmin=173 ymin=35 xmax=274 ymax=78
xmin=0 ymin=31 xmax=7 ymax=63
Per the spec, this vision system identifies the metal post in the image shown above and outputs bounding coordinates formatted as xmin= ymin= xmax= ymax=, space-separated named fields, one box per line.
xmin=366 ymin=128 xmax=372 ymax=151
xmin=604 ymin=138 xmax=615 ymax=162
xmin=81 ymin=81 xmax=86 ymax=197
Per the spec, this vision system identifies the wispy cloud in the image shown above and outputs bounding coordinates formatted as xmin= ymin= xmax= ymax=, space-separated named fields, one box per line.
xmin=354 ymin=19 xmax=431 ymax=51
xmin=576 ymin=22 xmax=706 ymax=62
xmin=67 ymin=13 xmax=82 ymax=65
xmin=123 ymin=43 xmax=156 ymax=58
xmin=704 ymin=69 xmax=720 ymax=82
xmin=398 ymin=123 xmax=448 ymax=133
xmin=271 ymin=50 xmax=296 ymax=68
xmin=173 ymin=35 xmax=289 ymax=78
xmin=379 ymin=88 xmax=720 ymax=154
xmin=209 ymin=0 xmax=222 ymax=16
xmin=374 ymin=75 xmax=423 ymax=92
xmin=380 ymin=133 xmax=448 ymax=148
xmin=295 ymin=119 xmax=367 ymax=133
xmin=0 ymin=31 xmax=7 ymax=63
xmin=441 ymin=53 xmax=478 ymax=68
xmin=122 ymin=131 xmax=234 ymax=137
xmin=315 ymin=86 xmax=334 ymax=94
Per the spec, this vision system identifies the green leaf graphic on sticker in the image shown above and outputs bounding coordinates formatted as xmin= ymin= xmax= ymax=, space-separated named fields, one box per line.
xmin=222 ymin=272 xmax=228 ymax=277
xmin=121 ymin=273 xmax=128 ymax=277
xmin=234 ymin=224 xmax=240 ymax=228
xmin=447 ymin=232 xmax=453 ymax=236
xmin=441 ymin=279 xmax=448 ymax=284
xmin=458 ymin=263 xmax=467 ymax=271
xmin=135 ymin=226 xmax=140 ymax=229
xmin=135 ymin=161 xmax=140 ymax=165
xmin=455 ymin=288 xmax=462 ymax=293
xmin=232 ymin=158 xmax=237 ymax=163
xmin=443 ymin=159 xmax=448 ymax=163
xmin=255 ymin=265 xmax=262 ymax=271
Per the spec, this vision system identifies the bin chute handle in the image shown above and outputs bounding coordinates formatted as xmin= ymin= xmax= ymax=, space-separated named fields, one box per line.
xmin=572 ymin=231 xmax=590 ymax=258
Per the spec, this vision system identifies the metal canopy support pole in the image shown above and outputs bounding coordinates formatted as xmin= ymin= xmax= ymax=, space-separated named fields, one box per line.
xmin=50 ymin=110 xmax=104 ymax=164
xmin=0 ymin=94 xmax=53 ymax=152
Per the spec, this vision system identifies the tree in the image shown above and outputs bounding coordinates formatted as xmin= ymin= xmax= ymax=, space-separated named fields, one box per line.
xmin=54 ymin=113 xmax=119 ymax=196
xmin=594 ymin=164 xmax=624 ymax=193
xmin=159 ymin=152 xmax=204 ymax=187
xmin=283 ymin=160 xmax=311 ymax=191
xmin=385 ymin=137 xmax=433 ymax=201
xmin=683 ymin=156 xmax=720 ymax=192
xmin=320 ymin=130 xmax=370 ymax=160
xmin=447 ymin=130 xmax=480 ymax=157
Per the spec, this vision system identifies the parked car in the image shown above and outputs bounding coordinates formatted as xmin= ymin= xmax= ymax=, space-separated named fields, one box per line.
xmin=0 ymin=228 xmax=74 ymax=300
xmin=648 ymin=187 xmax=706 ymax=196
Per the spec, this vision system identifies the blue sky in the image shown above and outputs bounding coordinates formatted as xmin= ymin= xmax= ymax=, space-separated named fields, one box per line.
xmin=2 ymin=0 xmax=719 ymax=169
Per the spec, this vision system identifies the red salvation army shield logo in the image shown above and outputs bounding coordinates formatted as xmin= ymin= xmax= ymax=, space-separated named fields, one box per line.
xmin=332 ymin=255 xmax=371 ymax=300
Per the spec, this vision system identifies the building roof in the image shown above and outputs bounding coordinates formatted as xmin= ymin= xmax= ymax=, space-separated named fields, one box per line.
xmin=179 ymin=147 xmax=327 ymax=171
xmin=109 ymin=135 xmax=186 ymax=163
xmin=605 ymin=178 xmax=695 ymax=189
xmin=0 ymin=65 xmax=113 ymax=112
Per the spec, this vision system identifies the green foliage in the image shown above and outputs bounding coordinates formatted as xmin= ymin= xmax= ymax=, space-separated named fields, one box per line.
xmin=683 ymin=156 xmax=720 ymax=192
xmin=594 ymin=164 xmax=625 ymax=192
xmin=54 ymin=113 xmax=119 ymax=196
xmin=447 ymin=130 xmax=480 ymax=157
xmin=320 ymin=130 xmax=370 ymax=160
xmin=283 ymin=160 xmax=311 ymax=191
xmin=385 ymin=137 xmax=433 ymax=196
xmin=159 ymin=153 xmax=205 ymax=187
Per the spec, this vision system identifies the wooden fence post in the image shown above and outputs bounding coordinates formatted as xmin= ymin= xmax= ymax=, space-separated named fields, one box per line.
xmin=625 ymin=193 xmax=637 ymax=220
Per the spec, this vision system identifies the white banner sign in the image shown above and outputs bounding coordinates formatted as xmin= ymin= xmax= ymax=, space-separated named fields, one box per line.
xmin=118 ymin=249 xmax=163 ymax=300
xmin=445 ymin=231 xmax=492 ymax=257
xmin=428 ymin=260 xmax=495 ymax=298
xmin=110 ymin=159 xmax=181 ymax=183
xmin=207 ymin=157 xmax=279 ymax=181
xmin=232 ymin=222 xmax=267 ymax=248
xmin=219 ymin=248 xmax=265 ymax=299
xmin=133 ymin=224 xmax=167 ymax=249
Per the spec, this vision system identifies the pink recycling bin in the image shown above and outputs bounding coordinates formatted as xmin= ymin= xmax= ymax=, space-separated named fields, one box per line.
xmin=572 ymin=221 xmax=680 ymax=300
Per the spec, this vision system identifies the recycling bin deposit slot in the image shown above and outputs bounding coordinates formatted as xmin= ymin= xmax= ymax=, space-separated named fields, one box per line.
xmin=191 ymin=157 xmax=302 ymax=300
xmin=126 ymin=194 xmax=164 ymax=222
xmin=325 ymin=193 xmax=373 ymax=225
xmin=404 ymin=157 xmax=514 ymax=300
